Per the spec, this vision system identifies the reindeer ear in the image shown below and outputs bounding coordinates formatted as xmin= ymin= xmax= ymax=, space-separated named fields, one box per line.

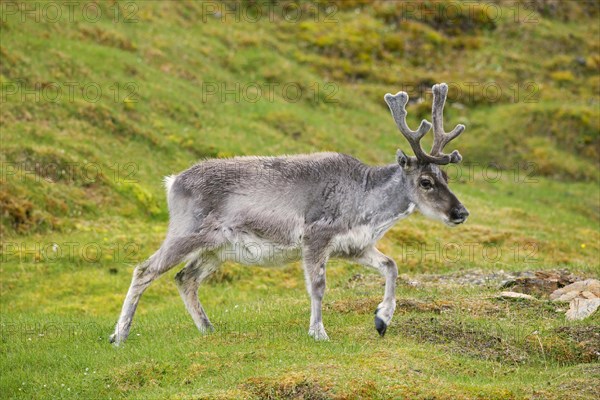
xmin=397 ymin=149 xmax=417 ymax=170
xmin=396 ymin=149 xmax=409 ymax=169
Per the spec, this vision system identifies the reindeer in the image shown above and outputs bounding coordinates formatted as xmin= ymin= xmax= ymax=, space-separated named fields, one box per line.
xmin=110 ymin=83 xmax=469 ymax=345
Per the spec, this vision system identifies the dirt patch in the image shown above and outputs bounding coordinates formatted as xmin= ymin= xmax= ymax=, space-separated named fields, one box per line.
xmin=554 ymin=326 xmax=600 ymax=363
xmin=402 ymin=269 xmax=582 ymax=290
xmin=501 ymin=270 xmax=579 ymax=298
xmin=399 ymin=316 xmax=530 ymax=364
xmin=399 ymin=316 xmax=599 ymax=365
xmin=489 ymin=296 xmax=560 ymax=318
xmin=242 ymin=373 xmax=331 ymax=400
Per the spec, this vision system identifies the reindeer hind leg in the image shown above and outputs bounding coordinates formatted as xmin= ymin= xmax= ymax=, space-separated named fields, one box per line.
xmin=175 ymin=253 xmax=221 ymax=333
xmin=110 ymin=231 xmax=223 ymax=345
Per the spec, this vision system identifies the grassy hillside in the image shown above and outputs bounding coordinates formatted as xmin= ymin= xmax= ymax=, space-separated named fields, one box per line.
xmin=1 ymin=1 xmax=599 ymax=399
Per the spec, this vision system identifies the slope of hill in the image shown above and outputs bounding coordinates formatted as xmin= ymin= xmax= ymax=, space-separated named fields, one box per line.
xmin=1 ymin=0 xmax=599 ymax=236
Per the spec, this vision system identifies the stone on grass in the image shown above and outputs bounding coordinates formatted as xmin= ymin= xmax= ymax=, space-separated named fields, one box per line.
xmin=550 ymin=279 xmax=600 ymax=301
xmin=550 ymin=279 xmax=600 ymax=320
xmin=565 ymin=298 xmax=600 ymax=321
xmin=499 ymin=291 xmax=536 ymax=300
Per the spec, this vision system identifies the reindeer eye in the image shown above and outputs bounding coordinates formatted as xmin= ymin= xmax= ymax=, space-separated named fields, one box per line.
xmin=419 ymin=178 xmax=433 ymax=189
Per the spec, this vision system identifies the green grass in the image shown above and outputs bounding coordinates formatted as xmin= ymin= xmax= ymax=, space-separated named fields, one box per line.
xmin=1 ymin=1 xmax=599 ymax=399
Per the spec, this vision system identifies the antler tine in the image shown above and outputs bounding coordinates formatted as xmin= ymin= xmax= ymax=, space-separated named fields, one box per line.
xmin=430 ymin=83 xmax=465 ymax=163
xmin=384 ymin=91 xmax=433 ymax=162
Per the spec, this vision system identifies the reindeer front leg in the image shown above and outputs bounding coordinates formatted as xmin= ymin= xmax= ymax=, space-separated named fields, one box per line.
xmin=302 ymin=238 xmax=331 ymax=341
xmin=356 ymin=247 xmax=398 ymax=337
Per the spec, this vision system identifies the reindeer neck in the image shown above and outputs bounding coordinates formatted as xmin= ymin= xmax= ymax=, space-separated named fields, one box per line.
xmin=360 ymin=164 xmax=414 ymax=224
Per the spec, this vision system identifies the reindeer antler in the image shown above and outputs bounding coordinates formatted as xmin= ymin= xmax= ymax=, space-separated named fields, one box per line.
xmin=430 ymin=83 xmax=464 ymax=163
xmin=383 ymin=91 xmax=435 ymax=163
xmin=384 ymin=83 xmax=465 ymax=165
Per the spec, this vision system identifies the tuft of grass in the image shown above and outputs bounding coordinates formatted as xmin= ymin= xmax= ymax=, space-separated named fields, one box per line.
xmin=242 ymin=373 xmax=331 ymax=400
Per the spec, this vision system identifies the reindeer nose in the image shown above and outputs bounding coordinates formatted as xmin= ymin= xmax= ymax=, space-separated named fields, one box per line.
xmin=450 ymin=206 xmax=469 ymax=223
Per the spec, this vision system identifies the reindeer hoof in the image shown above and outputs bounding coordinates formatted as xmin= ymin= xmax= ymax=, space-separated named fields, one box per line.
xmin=109 ymin=333 xmax=119 ymax=345
xmin=308 ymin=323 xmax=329 ymax=341
xmin=109 ymin=332 xmax=126 ymax=346
xmin=199 ymin=324 xmax=215 ymax=334
xmin=374 ymin=308 xmax=387 ymax=337
xmin=374 ymin=316 xmax=387 ymax=337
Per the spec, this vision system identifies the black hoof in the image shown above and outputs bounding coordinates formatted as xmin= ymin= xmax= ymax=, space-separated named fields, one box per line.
xmin=374 ymin=309 xmax=387 ymax=337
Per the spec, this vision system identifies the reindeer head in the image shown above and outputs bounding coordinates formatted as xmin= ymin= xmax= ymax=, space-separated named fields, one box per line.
xmin=384 ymin=83 xmax=469 ymax=226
